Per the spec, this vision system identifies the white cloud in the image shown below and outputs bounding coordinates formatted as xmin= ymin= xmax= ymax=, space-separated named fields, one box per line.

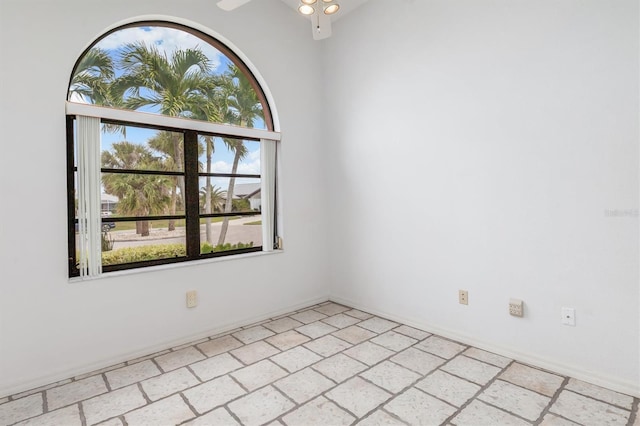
xmin=211 ymin=154 xmax=261 ymax=175
xmin=95 ymin=26 xmax=223 ymax=71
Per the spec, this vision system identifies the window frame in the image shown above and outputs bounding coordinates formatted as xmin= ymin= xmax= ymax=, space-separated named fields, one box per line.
xmin=66 ymin=21 xmax=280 ymax=278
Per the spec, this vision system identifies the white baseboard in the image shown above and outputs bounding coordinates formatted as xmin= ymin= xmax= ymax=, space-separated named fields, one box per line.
xmin=329 ymin=295 xmax=640 ymax=398
xmin=0 ymin=296 xmax=329 ymax=399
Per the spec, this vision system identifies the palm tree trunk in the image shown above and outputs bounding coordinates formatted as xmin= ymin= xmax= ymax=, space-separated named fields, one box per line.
xmin=171 ymin=133 xmax=185 ymax=215
xmin=217 ymin=151 xmax=240 ymax=246
xmin=168 ymin=183 xmax=176 ymax=231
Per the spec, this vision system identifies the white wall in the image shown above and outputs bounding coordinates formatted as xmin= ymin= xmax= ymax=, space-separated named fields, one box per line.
xmin=0 ymin=0 xmax=329 ymax=396
xmin=324 ymin=0 xmax=639 ymax=395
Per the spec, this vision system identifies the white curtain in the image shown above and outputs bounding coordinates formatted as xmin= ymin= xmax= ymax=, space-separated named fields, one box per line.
xmin=76 ymin=116 xmax=102 ymax=277
xmin=261 ymin=139 xmax=277 ymax=251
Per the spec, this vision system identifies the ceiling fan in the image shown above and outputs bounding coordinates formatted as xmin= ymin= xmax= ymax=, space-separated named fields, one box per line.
xmin=217 ymin=0 xmax=340 ymax=40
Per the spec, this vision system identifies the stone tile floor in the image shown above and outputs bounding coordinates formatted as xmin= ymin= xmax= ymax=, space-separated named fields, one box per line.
xmin=1 ymin=302 xmax=638 ymax=426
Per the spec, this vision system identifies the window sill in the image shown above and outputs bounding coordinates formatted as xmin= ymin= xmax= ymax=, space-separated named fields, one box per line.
xmin=68 ymin=249 xmax=283 ymax=283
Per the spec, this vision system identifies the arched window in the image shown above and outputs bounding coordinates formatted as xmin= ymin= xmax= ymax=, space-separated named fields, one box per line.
xmin=66 ymin=21 xmax=281 ymax=278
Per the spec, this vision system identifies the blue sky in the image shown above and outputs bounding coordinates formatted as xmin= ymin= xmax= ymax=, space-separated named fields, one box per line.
xmin=84 ymin=26 xmax=262 ymax=192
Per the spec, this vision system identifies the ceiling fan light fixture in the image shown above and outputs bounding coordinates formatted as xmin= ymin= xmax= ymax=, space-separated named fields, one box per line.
xmin=324 ymin=4 xmax=340 ymax=14
xmin=298 ymin=4 xmax=315 ymax=15
xmin=322 ymin=0 xmax=333 ymax=2
xmin=301 ymin=0 xmax=316 ymax=4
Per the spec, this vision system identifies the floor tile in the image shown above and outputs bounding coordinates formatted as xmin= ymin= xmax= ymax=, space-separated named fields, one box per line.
xmin=390 ymin=347 xmax=446 ymax=375
xmin=451 ymin=399 xmax=529 ymax=426
xmin=549 ymin=390 xmax=630 ymax=425
xmin=565 ymin=378 xmax=634 ymax=409
xmin=82 ymin=384 xmax=146 ymax=425
xmin=358 ymin=317 xmax=399 ymax=334
xmin=343 ymin=309 xmax=374 ymax=320
xmin=47 ymin=375 xmax=107 ymax=410
xmin=274 ymin=368 xmax=334 ymax=404
xmin=271 ymin=346 xmax=323 ymax=372
xmin=370 ymin=331 xmax=417 ymax=352
xmin=312 ymin=353 xmax=368 ymax=383
xmin=266 ymin=330 xmax=311 ymax=351
xmin=0 ymin=394 xmax=43 ymax=425
xmin=344 ymin=342 xmax=394 ymax=366
xmin=155 ymin=347 xmax=205 ymax=372
xmin=356 ymin=409 xmax=406 ymax=425
xmin=326 ymin=376 xmax=392 ymax=417
xmin=263 ymin=317 xmax=304 ymax=333
xmin=384 ymin=388 xmax=457 ymax=425
xmin=228 ymin=385 xmax=295 ymax=426
xmin=332 ymin=325 xmax=377 ymax=344
xmin=283 ymin=396 xmax=355 ymax=426
xmin=416 ymin=370 xmax=481 ymax=407
xmin=414 ymin=336 xmax=466 ymax=359
xmin=231 ymin=360 xmax=288 ymax=391
xmin=290 ymin=310 xmax=328 ymax=324
xmin=105 ymin=361 xmax=161 ymax=390
xmin=197 ymin=335 xmax=243 ymax=357
xmin=173 ymin=338 xmax=209 ymax=351
xmin=183 ymin=407 xmax=240 ymax=426
xmin=463 ymin=347 xmax=512 ymax=368
xmin=95 ymin=418 xmax=124 ymax=426
xmin=183 ymin=375 xmax=246 ymax=414
xmin=304 ymin=335 xmax=352 ymax=357
xmin=296 ymin=321 xmax=338 ymax=339
xmin=75 ymin=364 xmax=126 ymax=381
xmin=232 ymin=325 xmax=275 ymax=344
xmin=140 ymin=367 xmax=199 ymax=401
xmin=360 ymin=361 xmax=421 ymax=393
xmin=189 ymin=352 xmax=243 ymax=381
xmin=11 ymin=379 xmax=72 ymax=401
xmin=13 ymin=405 xmax=81 ymax=426
xmin=539 ymin=413 xmax=581 ymax=425
xmin=321 ymin=313 xmax=361 ymax=329
xmin=441 ymin=355 xmax=501 ymax=385
xmin=314 ymin=303 xmax=350 ymax=316
xmin=478 ymin=379 xmax=550 ymax=421
xmin=127 ymin=350 xmax=170 ymax=366
xmin=230 ymin=341 xmax=280 ymax=365
xmin=392 ymin=325 xmax=431 ymax=340
xmin=124 ymin=394 xmax=195 ymax=425
xmin=500 ymin=363 xmax=564 ymax=397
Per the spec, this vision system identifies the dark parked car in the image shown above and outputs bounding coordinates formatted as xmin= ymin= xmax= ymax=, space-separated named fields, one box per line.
xmin=74 ymin=221 xmax=116 ymax=232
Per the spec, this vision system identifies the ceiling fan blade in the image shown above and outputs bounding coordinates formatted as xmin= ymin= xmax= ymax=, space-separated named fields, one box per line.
xmin=312 ymin=12 xmax=332 ymax=40
xmin=216 ymin=0 xmax=252 ymax=11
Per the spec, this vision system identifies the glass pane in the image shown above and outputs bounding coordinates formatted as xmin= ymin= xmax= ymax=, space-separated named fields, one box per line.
xmin=198 ymin=177 xmax=260 ymax=214
xmin=100 ymin=219 xmax=187 ymax=266
xmin=68 ymin=25 xmax=267 ymax=130
xmin=199 ymin=214 xmax=262 ymax=254
xmin=102 ymin=127 xmax=184 ymax=172
xmin=198 ymin=137 xmax=260 ymax=176
xmin=101 ymin=172 xmax=183 ymax=217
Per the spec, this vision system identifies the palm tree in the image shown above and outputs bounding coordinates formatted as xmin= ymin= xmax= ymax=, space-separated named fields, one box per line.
xmin=115 ymin=42 xmax=212 ymax=229
xmin=199 ymin=185 xmax=226 ymax=213
xmin=69 ymin=48 xmax=115 ymax=104
xmin=101 ymin=142 xmax=171 ymax=236
xmin=217 ymin=64 xmax=264 ymax=245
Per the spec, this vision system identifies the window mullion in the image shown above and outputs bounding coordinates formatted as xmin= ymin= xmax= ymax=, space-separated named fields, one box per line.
xmin=184 ymin=130 xmax=200 ymax=259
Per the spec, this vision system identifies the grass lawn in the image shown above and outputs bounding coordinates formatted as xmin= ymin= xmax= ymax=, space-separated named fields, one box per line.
xmin=243 ymin=220 xmax=262 ymax=225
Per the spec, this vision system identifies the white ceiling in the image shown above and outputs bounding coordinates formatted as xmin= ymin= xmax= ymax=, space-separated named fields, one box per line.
xmin=279 ymin=0 xmax=370 ymax=21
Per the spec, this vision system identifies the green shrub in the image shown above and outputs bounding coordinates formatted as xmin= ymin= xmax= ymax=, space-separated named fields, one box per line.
xmin=201 ymin=241 xmax=254 ymax=254
xmin=102 ymin=241 xmax=254 ymax=265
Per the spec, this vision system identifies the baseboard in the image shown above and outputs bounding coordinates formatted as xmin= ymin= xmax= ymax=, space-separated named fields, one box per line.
xmin=0 ymin=295 xmax=329 ymax=399
xmin=329 ymin=295 xmax=640 ymax=398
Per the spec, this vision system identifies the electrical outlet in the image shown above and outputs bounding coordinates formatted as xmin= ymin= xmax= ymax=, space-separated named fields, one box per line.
xmin=458 ymin=290 xmax=468 ymax=305
xmin=509 ymin=298 xmax=523 ymax=317
xmin=186 ymin=290 xmax=197 ymax=308
xmin=561 ymin=307 xmax=575 ymax=326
